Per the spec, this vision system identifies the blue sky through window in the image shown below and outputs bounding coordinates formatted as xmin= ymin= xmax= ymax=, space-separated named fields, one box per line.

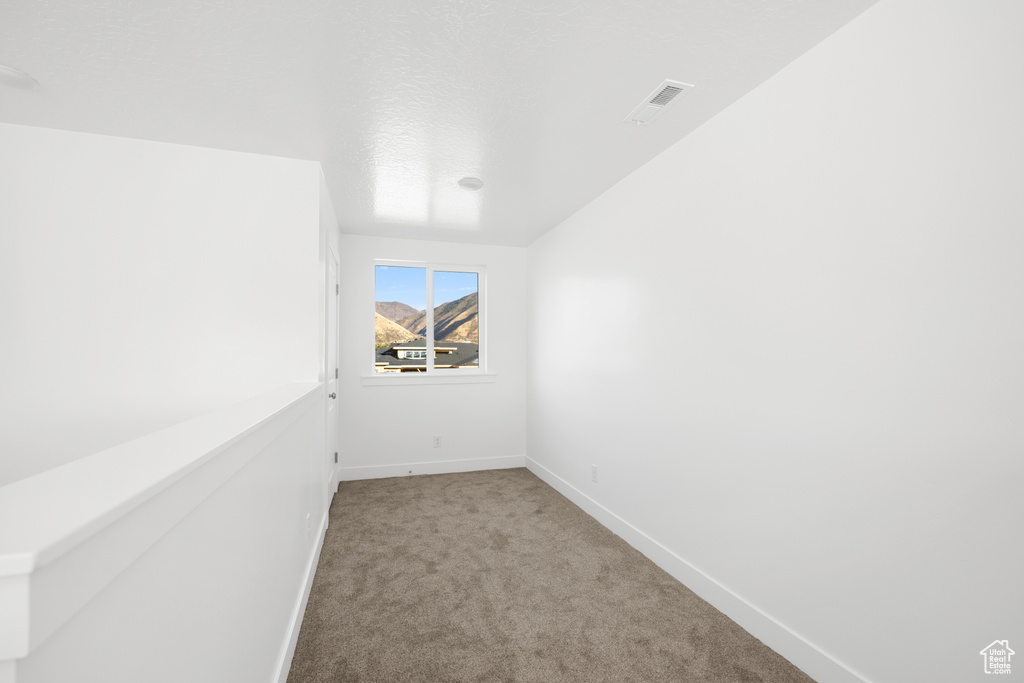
xmin=375 ymin=266 xmax=425 ymax=310
xmin=434 ymin=271 xmax=478 ymax=307
xmin=376 ymin=266 xmax=477 ymax=311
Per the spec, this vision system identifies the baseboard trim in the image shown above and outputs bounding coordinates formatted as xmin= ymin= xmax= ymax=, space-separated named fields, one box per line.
xmin=525 ymin=457 xmax=871 ymax=683
xmin=272 ymin=509 xmax=329 ymax=683
xmin=339 ymin=455 xmax=526 ymax=481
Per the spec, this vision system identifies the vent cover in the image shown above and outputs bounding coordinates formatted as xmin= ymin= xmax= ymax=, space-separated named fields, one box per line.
xmin=624 ymin=80 xmax=694 ymax=125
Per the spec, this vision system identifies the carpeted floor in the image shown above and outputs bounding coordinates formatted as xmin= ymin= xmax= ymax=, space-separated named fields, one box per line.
xmin=287 ymin=468 xmax=815 ymax=683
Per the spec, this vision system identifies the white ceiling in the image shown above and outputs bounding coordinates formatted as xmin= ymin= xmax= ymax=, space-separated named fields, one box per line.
xmin=0 ymin=0 xmax=878 ymax=246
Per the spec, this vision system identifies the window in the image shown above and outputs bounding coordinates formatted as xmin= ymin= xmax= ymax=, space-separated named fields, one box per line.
xmin=373 ymin=261 xmax=484 ymax=375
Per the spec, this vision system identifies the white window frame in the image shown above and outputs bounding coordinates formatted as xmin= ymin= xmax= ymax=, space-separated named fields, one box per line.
xmin=364 ymin=259 xmax=494 ymax=386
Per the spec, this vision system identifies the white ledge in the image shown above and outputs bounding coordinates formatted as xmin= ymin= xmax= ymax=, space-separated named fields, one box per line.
xmin=361 ymin=373 xmax=497 ymax=386
xmin=0 ymin=382 xmax=321 ymax=578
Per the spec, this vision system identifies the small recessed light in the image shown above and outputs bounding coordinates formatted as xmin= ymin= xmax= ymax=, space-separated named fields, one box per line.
xmin=0 ymin=65 xmax=40 ymax=89
xmin=457 ymin=177 xmax=484 ymax=191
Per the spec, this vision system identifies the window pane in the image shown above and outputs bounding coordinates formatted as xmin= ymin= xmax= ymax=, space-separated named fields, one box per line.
xmin=432 ymin=271 xmax=479 ymax=370
xmin=374 ymin=265 xmax=427 ymax=373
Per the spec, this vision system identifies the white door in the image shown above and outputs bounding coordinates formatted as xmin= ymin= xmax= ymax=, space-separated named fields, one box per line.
xmin=326 ymin=247 xmax=340 ymax=503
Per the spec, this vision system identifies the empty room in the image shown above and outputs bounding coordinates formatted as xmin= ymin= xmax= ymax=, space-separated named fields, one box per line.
xmin=0 ymin=1 xmax=1021 ymax=682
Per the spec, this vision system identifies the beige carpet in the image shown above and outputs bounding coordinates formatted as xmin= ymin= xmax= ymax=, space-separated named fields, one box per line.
xmin=287 ymin=468 xmax=815 ymax=683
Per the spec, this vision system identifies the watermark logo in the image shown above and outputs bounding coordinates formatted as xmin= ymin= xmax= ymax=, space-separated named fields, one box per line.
xmin=980 ymin=640 xmax=1014 ymax=675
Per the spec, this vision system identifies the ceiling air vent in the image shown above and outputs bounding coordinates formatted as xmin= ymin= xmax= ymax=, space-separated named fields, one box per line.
xmin=624 ymin=80 xmax=694 ymax=125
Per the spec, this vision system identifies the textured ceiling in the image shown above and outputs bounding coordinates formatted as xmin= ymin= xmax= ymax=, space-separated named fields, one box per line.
xmin=0 ymin=0 xmax=878 ymax=246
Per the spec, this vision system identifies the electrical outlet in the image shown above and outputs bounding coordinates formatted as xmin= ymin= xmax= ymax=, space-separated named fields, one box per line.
xmin=591 ymin=464 xmax=598 ymax=483
xmin=433 ymin=435 xmax=442 ymax=448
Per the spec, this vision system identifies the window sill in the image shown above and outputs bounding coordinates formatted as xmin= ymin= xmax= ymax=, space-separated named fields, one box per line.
xmin=361 ymin=373 xmax=497 ymax=387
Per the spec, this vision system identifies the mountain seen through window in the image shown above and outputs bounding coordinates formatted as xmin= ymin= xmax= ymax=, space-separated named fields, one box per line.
xmin=374 ymin=265 xmax=480 ymax=373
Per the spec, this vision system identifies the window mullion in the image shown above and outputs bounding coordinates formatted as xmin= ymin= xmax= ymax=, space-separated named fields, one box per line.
xmin=425 ymin=267 xmax=435 ymax=373
xmin=476 ymin=267 xmax=484 ymax=373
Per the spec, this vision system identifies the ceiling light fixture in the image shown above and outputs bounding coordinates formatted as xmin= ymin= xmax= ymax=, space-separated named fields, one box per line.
xmin=0 ymin=65 xmax=40 ymax=89
xmin=457 ymin=177 xmax=484 ymax=191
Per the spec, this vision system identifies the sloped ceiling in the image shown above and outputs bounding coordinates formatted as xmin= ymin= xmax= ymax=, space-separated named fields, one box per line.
xmin=0 ymin=0 xmax=878 ymax=246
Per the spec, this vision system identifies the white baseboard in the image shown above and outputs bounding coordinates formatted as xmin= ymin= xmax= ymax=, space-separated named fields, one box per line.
xmin=525 ymin=457 xmax=871 ymax=683
xmin=339 ymin=455 xmax=526 ymax=481
xmin=272 ymin=509 xmax=329 ymax=683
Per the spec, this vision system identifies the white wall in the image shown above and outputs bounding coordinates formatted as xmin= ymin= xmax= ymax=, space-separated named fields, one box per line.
xmin=525 ymin=1 xmax=1024 ymax=682
xmin=0 ymin=123 xmax=323 ymax=486
xmin=337 ymin=234 xmax=526 ymax=478
xmin=4 ymin=384 xmax=326 ymax=683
